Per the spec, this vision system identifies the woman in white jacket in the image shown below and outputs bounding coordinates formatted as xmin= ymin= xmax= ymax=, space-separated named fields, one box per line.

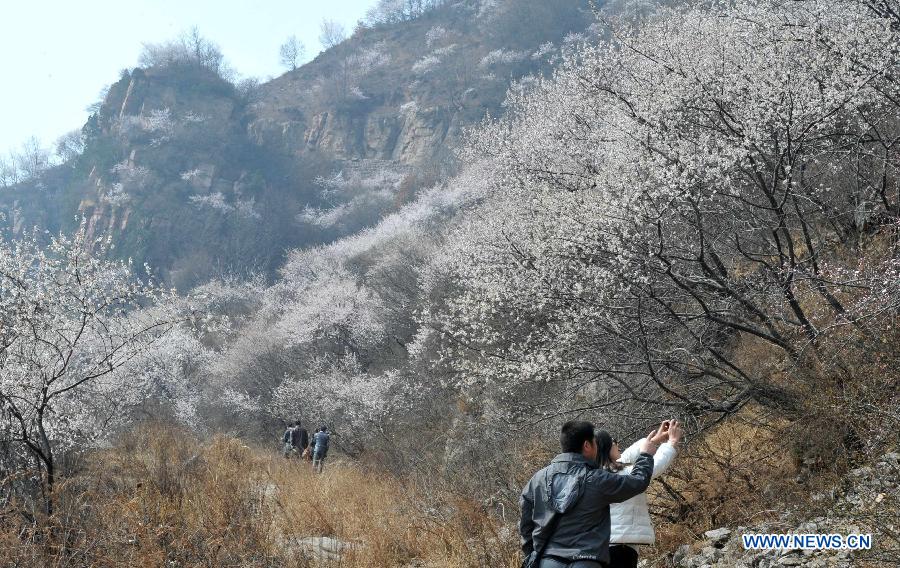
xmin=596 ymin=420 xmax=682 ymax=568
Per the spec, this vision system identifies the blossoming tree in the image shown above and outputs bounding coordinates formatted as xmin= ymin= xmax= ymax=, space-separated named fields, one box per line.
xmin=0 ymin=226 xmax=179 ymax=513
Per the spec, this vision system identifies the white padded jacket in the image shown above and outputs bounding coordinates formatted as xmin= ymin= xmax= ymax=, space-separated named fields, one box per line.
xmin=609 ymin=440 xmax=677 ymax=545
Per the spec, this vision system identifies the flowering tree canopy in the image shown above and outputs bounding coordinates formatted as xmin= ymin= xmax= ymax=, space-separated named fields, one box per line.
xmin=0 ymin=226 xmax=179 ymax=511
xmin=422 ymin=0 xmax=900 ymax=423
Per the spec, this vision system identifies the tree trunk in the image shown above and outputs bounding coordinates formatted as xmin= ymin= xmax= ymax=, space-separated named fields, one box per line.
xmin=37 ymin=414 xmax=55 ymax=517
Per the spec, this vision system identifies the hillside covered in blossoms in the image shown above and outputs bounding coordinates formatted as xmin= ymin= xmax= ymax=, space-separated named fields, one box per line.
xmin=1 ymin=1 xmax=898 ymax=566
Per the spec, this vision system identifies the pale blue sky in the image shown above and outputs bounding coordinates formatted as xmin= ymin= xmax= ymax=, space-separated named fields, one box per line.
xmin=1 ymin=0 xmax=377 ymax=156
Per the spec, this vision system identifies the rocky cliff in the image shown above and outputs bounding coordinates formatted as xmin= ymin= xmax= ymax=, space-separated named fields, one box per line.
xmin=0 ymin=0 xmax=595 ymax=288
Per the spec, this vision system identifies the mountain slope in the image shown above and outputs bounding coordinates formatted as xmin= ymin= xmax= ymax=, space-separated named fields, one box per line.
xmin=0 ymin=0 xmax=595 ymax=289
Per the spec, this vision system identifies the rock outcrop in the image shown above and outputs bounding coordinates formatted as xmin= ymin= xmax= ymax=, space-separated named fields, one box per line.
xmin=673 ymin=453 xmax=899 ymax=568
xmin=0 ymin=1 xmax=593 ymax=286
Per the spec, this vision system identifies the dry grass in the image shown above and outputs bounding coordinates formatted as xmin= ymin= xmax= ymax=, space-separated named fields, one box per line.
xmin=640 ymin=404 xmax=796 ymax=558
xmin=0 ymin=426 xmax=520 ymax=567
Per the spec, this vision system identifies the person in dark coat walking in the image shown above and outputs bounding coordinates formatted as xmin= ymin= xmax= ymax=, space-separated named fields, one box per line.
xmin=282 ymin=420 xmax=309 ymax=458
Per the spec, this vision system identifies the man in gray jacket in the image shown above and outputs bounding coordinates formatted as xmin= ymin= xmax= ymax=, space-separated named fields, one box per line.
xmin=519 ymin=420 xmax=667 ymax=567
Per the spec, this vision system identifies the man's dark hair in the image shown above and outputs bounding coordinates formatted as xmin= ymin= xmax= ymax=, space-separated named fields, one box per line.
xmin=560 ymin=420 xmax=595 ymax=453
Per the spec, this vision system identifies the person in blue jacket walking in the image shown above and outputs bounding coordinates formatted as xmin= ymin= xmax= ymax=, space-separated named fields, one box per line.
xmin=312 ymin=425 xmax=330 ymax=473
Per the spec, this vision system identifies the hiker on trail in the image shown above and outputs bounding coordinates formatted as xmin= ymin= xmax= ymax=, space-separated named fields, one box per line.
xmin=282 ymin=420 xmax=309 ymax=459
xmin=294 ymin=420 xmax=310 ymax=454
xmin=282 ymin=422 xmax=296 ymax=458
xmin=519 ymin=420 xmax=669 ymax=568
xmin=597 ymin=420 xmax=683 ymax=568
xmin=304 ymin=426 xmax=321 ymax=462
xmin=312 ymin=425 xmax=330 ymax=473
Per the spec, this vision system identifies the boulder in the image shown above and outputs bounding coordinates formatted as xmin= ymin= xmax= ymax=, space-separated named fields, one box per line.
xmin=704 ymin=527 xmax=732 ymax=547
xmin=673 ymin=544 xmax=692 ymax=567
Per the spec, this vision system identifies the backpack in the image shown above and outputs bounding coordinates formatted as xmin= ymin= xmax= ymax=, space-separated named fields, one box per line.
xmin=314 ymin=431 xmax=330 ymax=457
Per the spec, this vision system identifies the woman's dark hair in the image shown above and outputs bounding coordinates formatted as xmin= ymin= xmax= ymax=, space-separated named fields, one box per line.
xmin=595 ymin=430 xmax=623 ymax=472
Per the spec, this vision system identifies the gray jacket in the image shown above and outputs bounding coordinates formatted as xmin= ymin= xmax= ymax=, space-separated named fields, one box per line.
xmin=519 ymin=452 xmax=654 ymax=565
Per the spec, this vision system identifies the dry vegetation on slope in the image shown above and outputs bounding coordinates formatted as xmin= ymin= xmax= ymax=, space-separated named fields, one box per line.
xmin=2 ymin=365 xmax=896 ymax=568
xmin=0 ymin=425 xmax=521 ymax=567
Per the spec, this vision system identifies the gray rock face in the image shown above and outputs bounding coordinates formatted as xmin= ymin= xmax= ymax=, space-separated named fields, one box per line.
xmin=247 ymin=105 xmax=456 ymax=167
